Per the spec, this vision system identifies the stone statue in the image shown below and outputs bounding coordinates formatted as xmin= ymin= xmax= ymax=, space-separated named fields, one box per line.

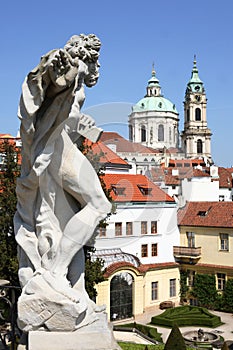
xmin=14 ymin=34 xmax=112 ymax=333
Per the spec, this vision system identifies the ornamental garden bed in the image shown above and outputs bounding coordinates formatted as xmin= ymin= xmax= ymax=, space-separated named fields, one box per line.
xmin=150 ymin=306 xmax=222 ymax=328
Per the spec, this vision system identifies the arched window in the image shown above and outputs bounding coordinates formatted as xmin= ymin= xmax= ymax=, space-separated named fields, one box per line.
xmin=141 ymin=125 xmax=146 ymax=142
xmin=110 ymin=272 xmax=133 ymax=321
xmin=187 ymin=108 xmax=190 ymax=122
xmin=197 ymin=139 xmax=203 ymax=154
xmin=195 ymin=108 xmax=201 ymax=121
xmin=169 ymin=127 xmax=172 ymax=142
xmin=129 ymin=125 xmax=133 ymax=141
xmin=158 ymin=124 xmax=164 ymax=141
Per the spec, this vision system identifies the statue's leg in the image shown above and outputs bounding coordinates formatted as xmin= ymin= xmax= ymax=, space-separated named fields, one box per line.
xmin=46 ymin=132 xmax=111 ymax=278
xmin=41 ymin=131 xmax=111 ymax=301
xmin=17 ymin=247 xmax=34 ymax=288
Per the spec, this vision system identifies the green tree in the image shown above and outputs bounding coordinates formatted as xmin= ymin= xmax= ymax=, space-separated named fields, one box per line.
xmin=222 ymin=278 xmax=233 ymax=312
xmin=0 ymin=139 xmax=20 ymax=285
xmin=179 ymin=270 xmax=189 ymax=303
xmin=84 ymin=246 xmax=106 ymax=300
xmin=192 ymin=274 xmax=218 ymax=309
xmin=164 ymin=324 xmax=186 ymax=350
xmin=82 ymin=140 xmax=112 ymax=300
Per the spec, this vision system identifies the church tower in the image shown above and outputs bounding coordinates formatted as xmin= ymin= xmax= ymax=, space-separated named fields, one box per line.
xmin=181 ymin=57 xmax=212 ymax=163
xmin=129 ymin=66 xmax=179 ymax=150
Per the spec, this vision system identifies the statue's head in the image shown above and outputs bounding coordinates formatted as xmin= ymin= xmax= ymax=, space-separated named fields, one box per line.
xmin=65 ymin=34 xmax=101 ymax=87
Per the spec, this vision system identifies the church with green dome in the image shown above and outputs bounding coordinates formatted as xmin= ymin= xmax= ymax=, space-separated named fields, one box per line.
xmin=129 ymin=65 xmax=179 ymax=150
xmin=128 ymin=58 xmax=212 ymax=164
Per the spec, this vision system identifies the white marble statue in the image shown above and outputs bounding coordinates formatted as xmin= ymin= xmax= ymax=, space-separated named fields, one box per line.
xmin=14 ymin=34 xmax=112 ymax=332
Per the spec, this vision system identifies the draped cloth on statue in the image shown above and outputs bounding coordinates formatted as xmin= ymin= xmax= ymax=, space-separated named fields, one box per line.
xmin=14 ymin=35 xmax=112 ymax=332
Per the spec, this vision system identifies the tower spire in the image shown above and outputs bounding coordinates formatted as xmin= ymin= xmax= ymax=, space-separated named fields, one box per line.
xmin=152 ymin=62 xmax=156 ymax=76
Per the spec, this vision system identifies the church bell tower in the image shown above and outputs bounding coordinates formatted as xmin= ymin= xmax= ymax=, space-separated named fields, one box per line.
xmin=181 ymin=56 xmax=212 ymax=164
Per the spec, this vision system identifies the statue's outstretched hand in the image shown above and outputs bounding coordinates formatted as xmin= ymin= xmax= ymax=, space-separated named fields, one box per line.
xmin=48 ymin=49 xmax=79 ymax=90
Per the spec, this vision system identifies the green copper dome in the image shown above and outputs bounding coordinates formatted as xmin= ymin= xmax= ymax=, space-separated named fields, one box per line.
xmin=132 ymin=66 xmax=178 ymax=114
xmin=186 ymin=56 xmax=204 ymax=93
xmin=132 ymin=96 xmax=178 ymax=113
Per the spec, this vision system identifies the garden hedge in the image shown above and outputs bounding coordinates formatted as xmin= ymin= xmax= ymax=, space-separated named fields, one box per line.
xmin=151 ymin=306 xmax=221 ymax=328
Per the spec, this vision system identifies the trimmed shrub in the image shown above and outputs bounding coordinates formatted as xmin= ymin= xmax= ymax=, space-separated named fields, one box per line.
xmin=164 ymin=324 xmax=186 ymax=350
xmin=117 ymin=323 xmax=163 ymax=343
xmin=151 ymin=306 xmax=221 ymax=328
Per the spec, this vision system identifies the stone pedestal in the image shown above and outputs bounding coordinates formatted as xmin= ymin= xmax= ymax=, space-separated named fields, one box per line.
xmin=26 ymin=313 xmax=121 ymax=350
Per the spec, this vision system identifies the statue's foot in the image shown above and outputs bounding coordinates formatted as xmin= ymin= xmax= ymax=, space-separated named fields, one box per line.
xmin=42 ymin=271 xmax=83 ymax=304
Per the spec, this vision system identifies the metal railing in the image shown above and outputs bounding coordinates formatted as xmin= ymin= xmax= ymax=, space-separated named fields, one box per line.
xmin=0 ymin=280 xmax=21 ymax=350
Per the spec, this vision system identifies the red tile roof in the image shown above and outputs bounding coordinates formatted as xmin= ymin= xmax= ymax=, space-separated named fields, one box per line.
xmin=178 ymin=201 xmax=233 ymax=228
xmin=104 ymin=261 xmax=178 ymax=277
xmin=149 ymin=166 xmax=210 ymax=186
xmin=86 ymin=140 xmax=130 ymax=166
xmin=196 ymin=263 xmax=233 ymax=271
xmin=0 ymin=133 xmax=15 ymax=139
xmin=218 ymin=167 xmax=233 ymax=188
xmin=103 ymin=173 xmax=175 ymax=203
xmin=100 ymin=132 xmax=158 ymax=154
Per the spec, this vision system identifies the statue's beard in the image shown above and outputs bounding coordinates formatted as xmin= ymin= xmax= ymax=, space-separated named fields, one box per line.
xmin=85 ymin=75 xmax=99 ymax=87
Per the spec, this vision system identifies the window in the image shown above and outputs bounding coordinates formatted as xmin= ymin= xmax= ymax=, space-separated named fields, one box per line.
xmin=220 ymin=233 xmax=229 ymax=251
xmin=187 ymin=232 xmax=195 ymax=248
xmin=197 ymin=139 xmax=203 ymax=154
xmin=151 ymin=243 xmax=158 ymax=257
xmin=151 ymin=282 xmax=158 ymax=300
xmin=126 ymin=222 xmax=133 ymax=236
xmin=141 ymin=125 xmax=146 ymax=142
xmin=141 ymin=221 xmax=147 ymax=235
xmin=115 ymin=222 xmax=122 ymax=236
xmin=129 ymin=125 xmax=133 ymax=141
xmin=187 ymin=108 xmax=190 ymax=122
xmin=138 ymin=185 xmax=152 ymax=196
xmin=170 ymin=279 xmax=176 ymax=297
xmin=217 ymin=273 xmax=226 ymax=290
xmin=99 ymin=226 xmax=106 ymax=237
xmin=195 ymin=108 xmax=201 ymax=121
xmin=112 ymin=186 xmax=125 ymax=196
xmin=141 ymin=244 xmax=148 ymax=257
xmin=219 ymin=195 xmax=225 ymax=202
xmin=158 ymin=124 xmax=164 ymax=141
xmin=151 ymin=221 xmax=157 ymax=234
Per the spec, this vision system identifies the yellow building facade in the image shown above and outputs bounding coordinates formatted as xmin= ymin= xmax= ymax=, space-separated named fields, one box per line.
xmin=175 ymin=201 xmax=233 ymax=295
xmin=95 ymin=262 xmax=180 ymax=321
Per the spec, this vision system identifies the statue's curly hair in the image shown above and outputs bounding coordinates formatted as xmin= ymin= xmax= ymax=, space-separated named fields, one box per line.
xmin=64 ymin=34 xmax=101 ymax=62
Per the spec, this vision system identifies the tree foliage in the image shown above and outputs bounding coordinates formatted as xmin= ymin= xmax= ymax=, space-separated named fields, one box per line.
xmin=0 ymin=139 xmax=20 ymax=285
xmin=191 ymin=273 xmax=218 ymax=309
xmin=84 ymin=246 xmax=106 ymax=300
xmin=164 ymin=324 xmax=186 ymax=350
xmin=222 ymin=278 xmax=233 ymax=312
xmin=82 ymin=140 xmax=112 ymax=300
xmin=179 ymin=270 xmax=189 ymax=302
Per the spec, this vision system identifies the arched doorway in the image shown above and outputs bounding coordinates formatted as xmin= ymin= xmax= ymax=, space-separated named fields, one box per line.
xmin=110 ymin=272 xmax=133 ymax=321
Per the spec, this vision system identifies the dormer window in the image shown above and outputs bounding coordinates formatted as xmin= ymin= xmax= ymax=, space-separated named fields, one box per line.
xmin=138 ymin=185 xmax=152 ymax=196
xmin=112 ymin=185 xmax=125 ymax=196
xmin=197 ymin=207 xmax=212 ymax=217
xmin=198 ymin=210 xmax=207 ymax=217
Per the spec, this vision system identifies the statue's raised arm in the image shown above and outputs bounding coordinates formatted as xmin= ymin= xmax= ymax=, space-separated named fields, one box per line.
xmin=14 ymin=34 xmax=112 ymax=333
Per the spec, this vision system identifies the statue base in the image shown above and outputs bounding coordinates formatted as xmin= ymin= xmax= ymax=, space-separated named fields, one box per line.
xmin=19 ymin=313 xmax=121 ymax=350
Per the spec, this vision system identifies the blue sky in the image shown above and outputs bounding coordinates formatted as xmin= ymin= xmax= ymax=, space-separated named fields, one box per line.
xmin=1 ymin=0 xmax=233 ymax=166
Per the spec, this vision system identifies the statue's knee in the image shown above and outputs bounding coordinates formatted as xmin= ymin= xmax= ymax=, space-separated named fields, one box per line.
xmin=18 ymin=267 xmax=34 ymax=287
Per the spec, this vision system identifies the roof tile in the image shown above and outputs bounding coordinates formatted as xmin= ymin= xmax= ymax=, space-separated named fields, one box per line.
xmin=178 ymin=201 xmax=233 ymax=228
